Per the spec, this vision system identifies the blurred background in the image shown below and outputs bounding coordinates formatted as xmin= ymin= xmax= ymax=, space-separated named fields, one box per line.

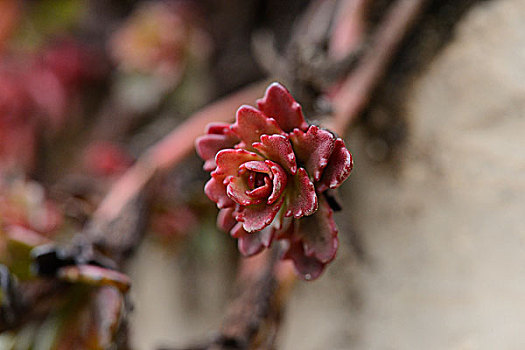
xmin=0 ymin=0 xmax=524 ymax=349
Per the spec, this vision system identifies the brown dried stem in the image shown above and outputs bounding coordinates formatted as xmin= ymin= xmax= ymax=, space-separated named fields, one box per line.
xmin=162 ymin=248 xmax=296 ymax=350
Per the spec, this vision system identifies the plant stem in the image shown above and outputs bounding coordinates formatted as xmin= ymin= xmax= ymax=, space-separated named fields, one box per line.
xmin=331 ymin=0 xmax=427 ymax=136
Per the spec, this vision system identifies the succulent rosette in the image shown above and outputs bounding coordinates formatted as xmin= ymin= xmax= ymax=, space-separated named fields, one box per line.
xmin=196 ymin=83 xmax=353 ymax=280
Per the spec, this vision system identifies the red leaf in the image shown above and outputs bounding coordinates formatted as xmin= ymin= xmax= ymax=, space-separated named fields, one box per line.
xmin=318 ymin=138 xmax=353 ymax=191
xmin=230 ymin=105 xmax=284 ymax=148
xmin=195 ymin=129 xmax=239 ymax=171
xmin=235 ymin=196 xmax=284 ymax=232
xmin=265 ymin=160 xmax=287 ymax=204
xmin=296 ymin=196 xmax=339 ymax=263
xmin=205 ymin=177 xmax=234 ymax=208
xmin=285 ymin=168 xmax=318 ymax=218
xmin=241 ymin=160 xmax=271 ymax=174
xmin=231 ymin=222 xmax=274 ymax=256
xmin=245 ymin=176 xmax=273 ymax=200
xmin=283 ymin=240 xmax=325 ymax=281
xmin=213 ymin=148 xmax=263 ymax=178
xmin=253 ymin=134 xmax=297 ymax=174
xmin=217 ymin=207 xmax=237 ymax=232
xmin=206 ymin=122 xmax=231 ymax=134
xmin=256 ymin=82 xmax=308 ymax=132
xmin=290 ymin=125 xmax=336 ymax=182
xmin=227 ymin=176 xmax=265 ymax=206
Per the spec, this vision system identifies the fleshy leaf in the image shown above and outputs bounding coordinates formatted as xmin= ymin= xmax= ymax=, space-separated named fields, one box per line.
xmin=196 ymin=131 xmax=239 ymax=171
xmin=206 ymin=122 xmax=231 ymax=134
xmin=217 ymin=208 xmax=237 ymax=232
xmin=296 ymin=196 xmax=339 ymax=263
xmin=205 ymin=177 xmax=234 ymax=208
xmin=290 ymin=125 xmax=335 ymax=182
xmin=245 ymin=176 xmax=272 ymax=199
xmin=240 ymin=160 xmax=273 ymax=200
xmin=253 ymin=134 xmax=297 ymax=174
xmin=256 ymin=82 xmax=308 ymax=132
xmin=214 ymin=149 xmax=263 ymax=178
xmin=227 ymin=176 xmax=264 ymax=206
xmin=235 ymin=196 xmax=284 ymax=232
xmin=231 ymin=223 xmax=274 ymax=256
xmin=230 ymin=105 xmax=284 ymax=148
xmin=194 ymin=82 xmax=354 ymax=278
xmin=283 ymin=240 xmax=325 ymax=281
xmin=285 ymin=168 xmax=317 ymax=218
xmin=265 ymin=160 xmax=287 ymax=204
xmin=241 ymin=160 xmax=271 ymax=174
xmin=318 ymin=138 xmax=353 ymax=191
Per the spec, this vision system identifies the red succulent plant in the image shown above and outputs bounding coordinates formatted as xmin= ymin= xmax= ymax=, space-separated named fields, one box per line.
xmin=196 ymin=83 xmax=353 ymax=280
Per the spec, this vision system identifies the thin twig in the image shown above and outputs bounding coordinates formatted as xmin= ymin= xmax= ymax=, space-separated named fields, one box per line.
xmin=328 ymin=0 xmax=371 ymax=59
xmin=331 ymin=0 xmax=427 ymax=135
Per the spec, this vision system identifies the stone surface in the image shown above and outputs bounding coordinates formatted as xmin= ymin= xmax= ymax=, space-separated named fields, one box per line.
xmin=282 ymin=0 xmax=525 ymax=349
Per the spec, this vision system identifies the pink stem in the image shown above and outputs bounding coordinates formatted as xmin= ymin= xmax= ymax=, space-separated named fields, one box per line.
xmin=92 ymin=81 xmax=268 ymax=223
xmin=328 ymin=0 xmax=370 ymax=60
xmin=331 ymin=0 xmax=426 ymax=136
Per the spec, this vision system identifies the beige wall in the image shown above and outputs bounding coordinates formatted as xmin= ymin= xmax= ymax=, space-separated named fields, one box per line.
xmin=282 ymin=0 xmax=525 ymax=349
xmin=129 ymin=1 xmax=525 ymax=349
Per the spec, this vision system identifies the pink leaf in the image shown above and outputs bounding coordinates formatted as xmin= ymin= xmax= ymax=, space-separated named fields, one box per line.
xmin=318 ymin=138 xmax=353 ymax=191
xmin=285 ymin=168 xmax=318 ymax=218
xmin=235 ymin=196 xmax=284 ymax=232
xmin=296 ymin=196 xmax=339 ymax=263
xmin=241 ymin=160 xmax=271 ymax=174
xmin=245 ymin=176 xmax=273 ymax=200
xmin=256 ymin=82 xmax=308 ymax=132
xmin=206 ymin=122 xmax=231 ymax=134
xmin=240 ymin=160 xmax=274 ymax=200
xmin=204 ymin=177 xmax=234 ymax=209
xmin=213 ymin=149 xmax=263 ymax=178
xmin=230 ymin=105 xmax=284 ymax=148
xmin=227 ymin=176 xmax=265 ymax=206
xmin=290 ymin=125 xmax=336 ymax=182
xmin=195 ymin=125 xmax=239 ymax=171
xmin=283 ymin=240 xmax=325 ymax=281
xmin=253 ymin=134 xmax=297 ymax=175
xmin=231 ymin=222 xmax=274 ymax=256
xmin=217 ymin=208 xmax=237 ymax=232
xmin=265 ymin=160 xmax=287 ymax=205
